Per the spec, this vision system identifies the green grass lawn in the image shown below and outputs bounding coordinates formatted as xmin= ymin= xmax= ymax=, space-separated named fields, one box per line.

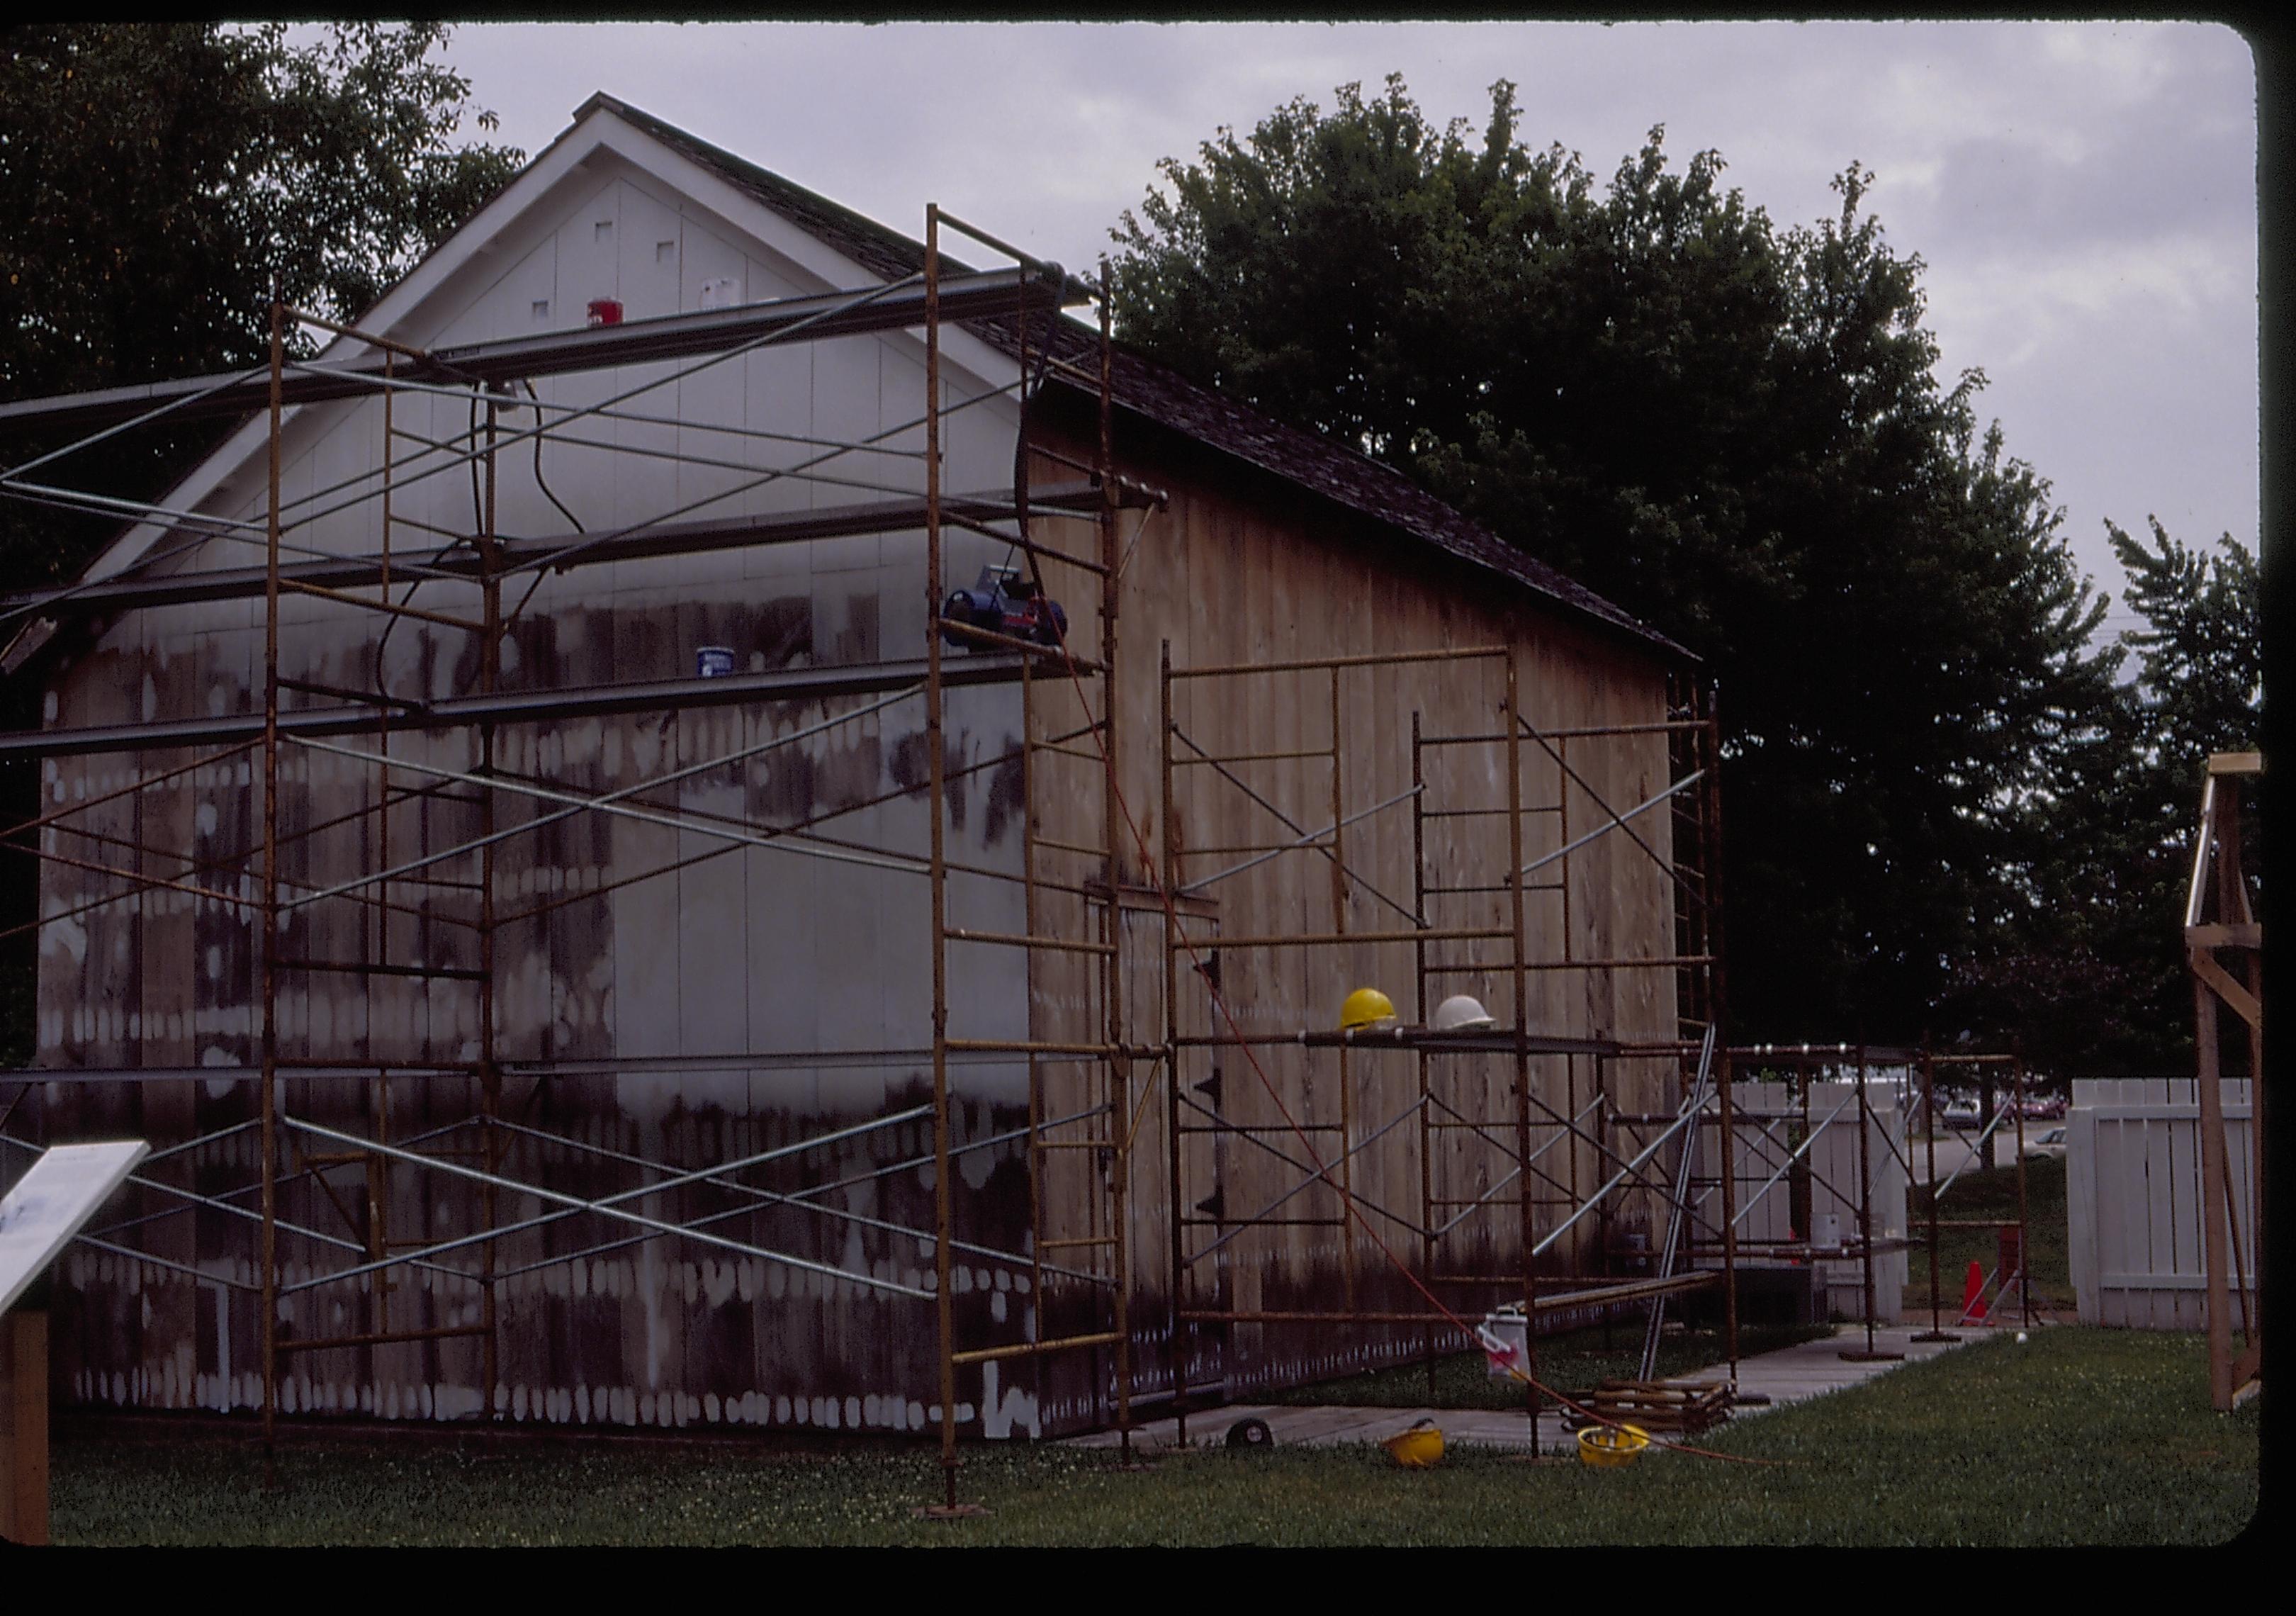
xmin=1266 ymin=1318 xmax=1833 ymax=1411
xmin=50 ymin=1327 xmax=2255 ymax=1546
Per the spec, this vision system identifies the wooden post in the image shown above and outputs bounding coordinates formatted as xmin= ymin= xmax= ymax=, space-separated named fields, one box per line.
xmin=0 ymin=1308 xmax=47 ymax=1546
xmin=2192 ymin=764 xmax=2256 ymax=1412
xmin=2195 ymin=969 xmax=2236 ymax=1413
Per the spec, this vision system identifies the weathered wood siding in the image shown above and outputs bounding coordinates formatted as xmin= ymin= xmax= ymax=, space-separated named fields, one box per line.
xmin=23 ymin=139 xmax=1685 ymax=1435
xmin=1018 ymin=413 xmax=1684 ymax=1404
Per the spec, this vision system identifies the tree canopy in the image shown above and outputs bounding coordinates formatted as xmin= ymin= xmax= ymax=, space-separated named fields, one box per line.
xmin=1110 ymin=75 xmax=2145 ymax=1057
xmin=0 ymin=23 xmax=523 ymax=598
xmin=0 ymin=22 xmax=521 ymax=1066
xmin=1942 ymin=520 xmax=2261 ymax=1077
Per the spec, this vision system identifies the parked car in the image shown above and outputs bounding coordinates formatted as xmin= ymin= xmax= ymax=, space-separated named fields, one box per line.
xmin=2021 ymin=1096 xmax=2067 ymax=1121
xmin=2023 ymin=1125 xmax=2069 ymax=1162
xmin=1941 ymin=1099 xmax=1981 ymax=1128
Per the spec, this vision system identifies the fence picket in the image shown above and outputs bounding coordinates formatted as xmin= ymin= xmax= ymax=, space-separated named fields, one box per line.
xmin=2069 ymin=1079 xmax=2256 ymax=1330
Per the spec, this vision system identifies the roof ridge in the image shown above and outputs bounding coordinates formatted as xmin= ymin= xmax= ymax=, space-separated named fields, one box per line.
xmin=568 ymin=93 xmax=1684 ymax=661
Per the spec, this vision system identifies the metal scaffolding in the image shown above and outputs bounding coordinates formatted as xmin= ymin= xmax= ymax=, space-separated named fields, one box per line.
xmin=0 ymin=186 xmax=2050 ymax=1493
xmin=1149 ymin=643 xmax=1748 ymax=1444
xmin=1911 ymin=1051 xmax=2034 ymax=1338
xmin=0 ymin=207 xmax=1158 ymax=1505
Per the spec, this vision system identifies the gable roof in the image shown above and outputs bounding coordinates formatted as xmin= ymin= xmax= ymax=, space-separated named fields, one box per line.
xmin=588 ymin=94 xmax=1687 ymax=662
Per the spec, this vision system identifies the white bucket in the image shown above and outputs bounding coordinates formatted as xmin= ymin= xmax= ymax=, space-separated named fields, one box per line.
xmin=1482 ymin=1308 xmax=1529 ymax=1381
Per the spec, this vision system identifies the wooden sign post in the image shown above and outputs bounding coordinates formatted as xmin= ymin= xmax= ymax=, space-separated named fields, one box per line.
xmin=0 ymin=1140 xmax=151 ymax=1546
xmin=2 ymin=1296 xmax=47 ymax=1544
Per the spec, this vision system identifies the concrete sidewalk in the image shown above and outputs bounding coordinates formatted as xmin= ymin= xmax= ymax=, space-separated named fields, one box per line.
xmin=1065 ymin=1321 xmax=1987 ymax=1457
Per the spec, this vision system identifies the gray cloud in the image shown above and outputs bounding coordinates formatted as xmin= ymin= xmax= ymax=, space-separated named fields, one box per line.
xmin=427 ymin=18 xmax=2256 ymax=600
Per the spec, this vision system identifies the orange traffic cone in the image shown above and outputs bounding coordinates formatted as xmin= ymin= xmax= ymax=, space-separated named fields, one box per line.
xmin=1961 ymin=1259 xmax=1988 ymax=1322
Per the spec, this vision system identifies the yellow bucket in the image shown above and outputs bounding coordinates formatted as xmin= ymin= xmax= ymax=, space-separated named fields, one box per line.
xmin=1384 ymin=1422 xmax=1446 ymax=1469
xmin=1576 ymin=1424 xmax=1651 ymax=1469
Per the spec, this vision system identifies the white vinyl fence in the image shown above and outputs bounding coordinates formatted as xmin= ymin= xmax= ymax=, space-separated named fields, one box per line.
xmin=1696 ymin=1080 xmax=1908 ymax=1323
xmin=2068 ymin=1079 xmax=2258 ymax=1329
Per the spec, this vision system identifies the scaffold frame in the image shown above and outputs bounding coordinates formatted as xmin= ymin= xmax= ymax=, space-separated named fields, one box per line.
xmin=0 ymin=208 xmax=1157 ymax=1507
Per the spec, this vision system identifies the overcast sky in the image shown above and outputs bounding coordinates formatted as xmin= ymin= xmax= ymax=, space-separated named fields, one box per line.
xmin=433 ymin=20 xmax=2258 ymax=634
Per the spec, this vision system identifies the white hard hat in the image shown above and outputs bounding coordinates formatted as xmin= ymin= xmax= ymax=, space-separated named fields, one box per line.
xmin=1432 ymin=995 xmax=1496 ymax=1033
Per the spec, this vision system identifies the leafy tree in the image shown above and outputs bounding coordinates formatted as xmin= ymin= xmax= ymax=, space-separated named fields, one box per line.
xmin=1111 ymin=75 xmax=2117 ymax=1045
xmin=1947 ymin=522 xmax=2261 ymax=1079
xmin=0 ymin=22 xmax=522 ymax=597
xmin=2110 ymin=519 xmax=2263 ymax=763
xmin=0 ymin=22 xmax=520 ymax=1067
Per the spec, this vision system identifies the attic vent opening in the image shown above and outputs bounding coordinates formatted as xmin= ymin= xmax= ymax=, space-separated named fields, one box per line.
xmin=655 ymin=240 xmax=675 ymax=263
xmin=531 ymin=299 xmax=550 ymax=322
xmin=594 ymin=220 xmax=613 ymax=241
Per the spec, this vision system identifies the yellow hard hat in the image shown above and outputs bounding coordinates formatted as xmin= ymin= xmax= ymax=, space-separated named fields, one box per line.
xmin=1385 ymin=1416 xmax=1444 ymax=1469
xmin=1339 ymin=987 xmax=1397 ymax=1030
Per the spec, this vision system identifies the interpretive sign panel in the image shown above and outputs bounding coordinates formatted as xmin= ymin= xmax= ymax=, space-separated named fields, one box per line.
xmin=0 ymin=1141 xmax=150 ymax=1315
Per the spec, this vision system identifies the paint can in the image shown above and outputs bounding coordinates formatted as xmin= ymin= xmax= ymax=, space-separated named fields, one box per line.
xmin=695 ymin=646 xmax=736 ymax=679
xmin=1481 ymin=1306 xmax=1528 ymax=1382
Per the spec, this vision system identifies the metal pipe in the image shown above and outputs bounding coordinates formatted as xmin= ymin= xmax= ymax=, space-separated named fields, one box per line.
xmin=259 ymin=293 xmax=285 ymax=1469
xmin=1184 ymin=1094 xmax=1431 ymax=1264
xmin=1159 ymin=638 xmax=1188 ymax=1443
xmin=0 ymin=651 xmax=1044 ymax=762
xmin=1096 ymin=254 xmax=1137 ymax=1464
xmin=1854 ymin=1045 xmax=1881 ymax=1356
xmin=0 ymin=268 xmax=1064 ymax=437
xmin=1531 ymin=1097 xmax=1706 ymax=1257
xmin=1519 ymin=770 xmax=1701 ymax=878
xmin=479 ymin=1104 xmax=1118 ymax=1286
xmin=1168 ymin=1092 xmax=1423 ymax=1232
xmin=1169 ymin=725 xmax=1419 ymax=925
xmin=0 ymin=485 xmax=1112 ymax=626
xmin=1709 ymin=1087 xmax=1859 ymax=1228
xmin=1177 ymin=782 xmax=1424 ymax=895
xmin=1169 ymin=644 xmax=1509 ymax=680
xmin=1422 ymin=1096 xmax=1602 ymax=1240
xmin=276 ymin=680 xmax=925 ymax=905
xmin=278 ymin=1113 xmax=934 ymax=1297
xmin=495 ymin=716 xmax=1105 ymax=926
xmin=472 ymin=1116 xmax=1088 ymax=1283
xmin=308 ymin=736 xmax=940 ymax=887
xmin=921 ymin=206 xmax=961 ymax=1510
xmin=337 ymin=364 xmax=928 ymax=458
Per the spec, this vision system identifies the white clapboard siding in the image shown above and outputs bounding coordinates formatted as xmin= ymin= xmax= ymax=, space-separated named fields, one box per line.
xmin=2068 ymin=1078 xmax=2258 ymax=1329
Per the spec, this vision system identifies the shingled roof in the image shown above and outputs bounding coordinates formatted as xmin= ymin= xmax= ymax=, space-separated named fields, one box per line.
xmin=590 ymin=94 xmax=1687 ymax=661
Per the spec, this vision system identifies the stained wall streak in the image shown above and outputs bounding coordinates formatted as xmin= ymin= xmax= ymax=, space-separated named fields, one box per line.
xmin=17 ymin=128 xmax=1685 ymax=1436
